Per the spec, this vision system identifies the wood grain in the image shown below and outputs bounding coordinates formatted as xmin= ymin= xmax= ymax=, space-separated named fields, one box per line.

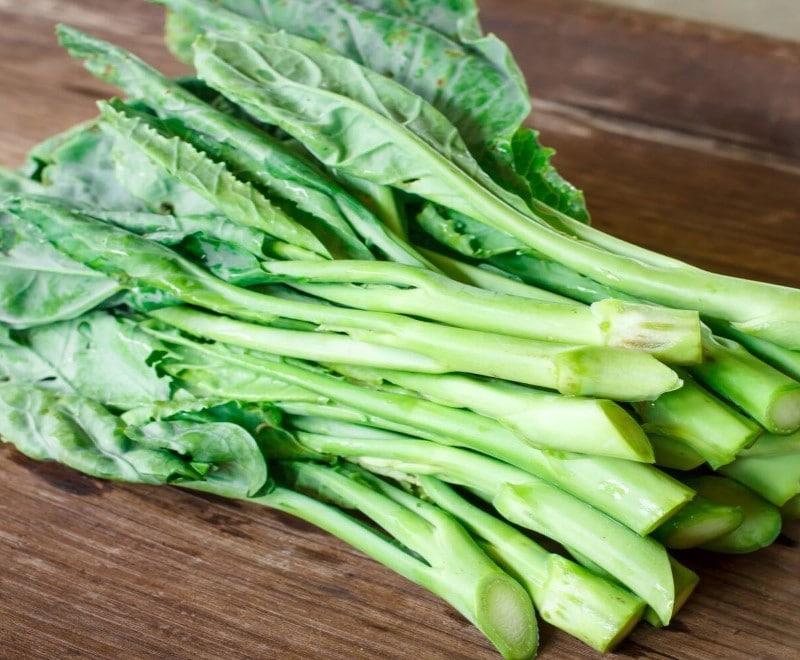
xmin=481 ymin=0 xmax=800 ymax=162
xmin=0 ymin=1 xmax=798 ymax=659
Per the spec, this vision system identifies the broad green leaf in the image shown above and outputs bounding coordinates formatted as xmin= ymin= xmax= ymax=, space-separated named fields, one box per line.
xmin=0 ymin=326 xmax=71 ymax=391
xmin=158 ymin=0 xmax=586 ymax=218
xmin=160 ymin=0 xmax=530 ymax=159
xmin=0 ymin=384 xmax=203 ymax=484
xmin=180 ymin=234 xmax=273 ymax=286
xmin=0 ymin=211 xmax=121 ymax=328
xmin=164 ymin=8 xmax=198 ymax=63
xmin=193 ymin=31 xmax=532 ymax=221
xmin=67 ymin=205 xmax=276 ymax=284
xmin=126 ymin=418 xmax=268 ymax=497
xmin=25 ymin=121 xmax=147 ymax=210
xmin=195 ymin=31 xmax=800 ymax=346
xmin=111 ymin=140 xmax=218 ymax=216
xmin=0 ymin=166 xmax=45 ymax=197
xmin=98 ymin=100 xmax=331 ymax=258
xmin=23 ymin=311 xmax=171 ymax=410
xmin=82 ymin=208 xmax=265 ymax=256
xmin=172 ymin=399 xmax=299 ymax=466
xmin=347 ymin=0 xmax=482 ymax=40
xmin=58 ymin=24 xmax=422 ymax=265
xmin=121 ymin=397 xmax=219 ymax=427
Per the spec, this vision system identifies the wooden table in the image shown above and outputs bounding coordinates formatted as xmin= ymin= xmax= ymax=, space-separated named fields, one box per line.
xmin=1 ymin=1 xmax=798 ymax=658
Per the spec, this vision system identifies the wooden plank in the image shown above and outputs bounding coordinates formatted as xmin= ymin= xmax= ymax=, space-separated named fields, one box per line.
xmin=528 ymin=104 xmax=800 ymax=288
xmin=0 ymin=1 xmax=798 ymax=659
xmin=481 ymin=0 xmax=800 ymax=161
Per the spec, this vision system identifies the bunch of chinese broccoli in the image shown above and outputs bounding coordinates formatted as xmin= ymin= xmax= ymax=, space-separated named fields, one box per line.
xmin=1 ymin=1 xmax=798 ymax=658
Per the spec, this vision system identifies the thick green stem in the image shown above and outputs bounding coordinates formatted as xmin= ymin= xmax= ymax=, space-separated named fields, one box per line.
xmin=635 ymin=372 xmax=762 ymax=468
xmin=278 ymin=432 xmax=675 ymax=624
xmin=280 ymin=402 xmax=438 ymax=441
xmin=710 ymin=321 xmax=800 ymax=382
xmin=489 ymin=252 xmax=800 ymax=433
xmin=458 ymin=173 xmax=800 ymax=349
xmin=152 ymin=306 xmax=444 ymax=372
xmin=782 ymin=495 xmax=800 ymax=520
xmin=692 ymin=332 xmax=800 ymax=434
xmin=266 ymin=259 xmax=701 ymax=364
xmin=15 ymin=198 xmax=679 ymax=399
xmin=719 ymin=430 xmax=800 ymax=506
xmin=564 ymin=548 xmax=698 ymax=628
xmin=155 ymin=304 xmax=680 ymax=402
xmin=337 ymin=365 xmax=653 ymax=461
xmin=684 ymin=476 xmax=782 ymax=554
xmin=419 ymin=248 xmax=576 ymax=304
xmin=648 ymin=434 xmax=706 ymax=471
xmin=643 ymin=559 xmax=699 ymax=628
xmin=651 ymin=494 xmax=744 ymax=549
xmin=333 ymin=170 xmax=409 ymax=244
xmin=490 ymin=250 xmax=626 ymax=305
xmin=150 ymin=328 xmax=692 ymax=534
xmin=268 ymin=462 xmax=539 ymax=659
xmin=419 ymin=477 xmax=645 ymax=652
xmin=492 ymin=481 xmax=674 ymax=625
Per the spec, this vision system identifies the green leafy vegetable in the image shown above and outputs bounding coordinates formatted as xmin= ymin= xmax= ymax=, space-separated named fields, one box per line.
xmin=195 ymin=29 xmax=800 ymax=348
xmin=0 ymin=211 xmax=121 ymax=328
xmin=0 ymin=384 xmax=205 ymax=484
xmin=1 ymin=3 xmax=798 ymax=657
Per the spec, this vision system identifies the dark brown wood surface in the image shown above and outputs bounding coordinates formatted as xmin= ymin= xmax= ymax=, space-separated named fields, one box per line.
xmin=1 ymin=1 xmax=799 ymax=658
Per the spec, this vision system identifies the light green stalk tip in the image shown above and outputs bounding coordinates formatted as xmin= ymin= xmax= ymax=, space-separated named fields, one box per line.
xmin=555 ymin=346 xmax=682 ymax=401
xmin=538 ymin=555 xmax=645 ymax=652
xmin=636 ymin=373 xmax=762 ymax=469
xmin=643 ymin=558 xmax=699 ymax=628
xmin=475 ymin=576 xmax=540 ymax=660
xmin=720 ymin=430 xmax=800 ymax=506
xmin=591 ymin=299 xmax=702 ymax=365
xmin=693 ymin=334 xmax=800 ymax=434
xmin=493 ymin=481 xmax=675 ymax=625
xmin=652 ymin=494 xmax=744 ymax=549
xmin=689 ymin=476 xmax=782 ymax=554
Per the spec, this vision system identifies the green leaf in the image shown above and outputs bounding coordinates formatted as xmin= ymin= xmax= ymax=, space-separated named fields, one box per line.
xmin=416 ymin=203 xmax=524 ymax=258
xmin=0 ymin=210 xmax=121 ymax=328
xmin=121 ymin=397 xmax=221 ymax=427
xmin=161 ymin=0 xmax=529 ymax=160
xmin=164 ymin=8 xmax=199 ymax=63
xmin=0 ymin=166 xmax=46 ymax=197
xmin=126 ymin=418 xmax=268 ymax=497
xmin=193 ymin=31 xmax=530 ymax=219
xmin=97 ymin=99 xmax=332 ymax=258
xmin=58 ymin=26 xmax=387 ymax=263
xmin=512 ymin=128 xmax=589 ymax=223
xmin=25 ymin=121 xmax=147 ymax=210
xmin=0 ymin=326 xmax=71 ymax=391
xmin=22 ymin=311 xmax=171 ymax=411
xmin=0 ymin=384 xmax=203 ymax=484
xmin=192 ymin=31 xmax=800 ymax=347
xmin=81 ymin=208 xmax=266 ymax=256
xmin=347 ymin=0 xmax=483 ymax=40
xmin=110 ymin=139 xmax=218 ymax=216
xmin=167 ymin=0 xmax=584 ymax=213
xmin=66 ymin=203 xmax=275 ymax=285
